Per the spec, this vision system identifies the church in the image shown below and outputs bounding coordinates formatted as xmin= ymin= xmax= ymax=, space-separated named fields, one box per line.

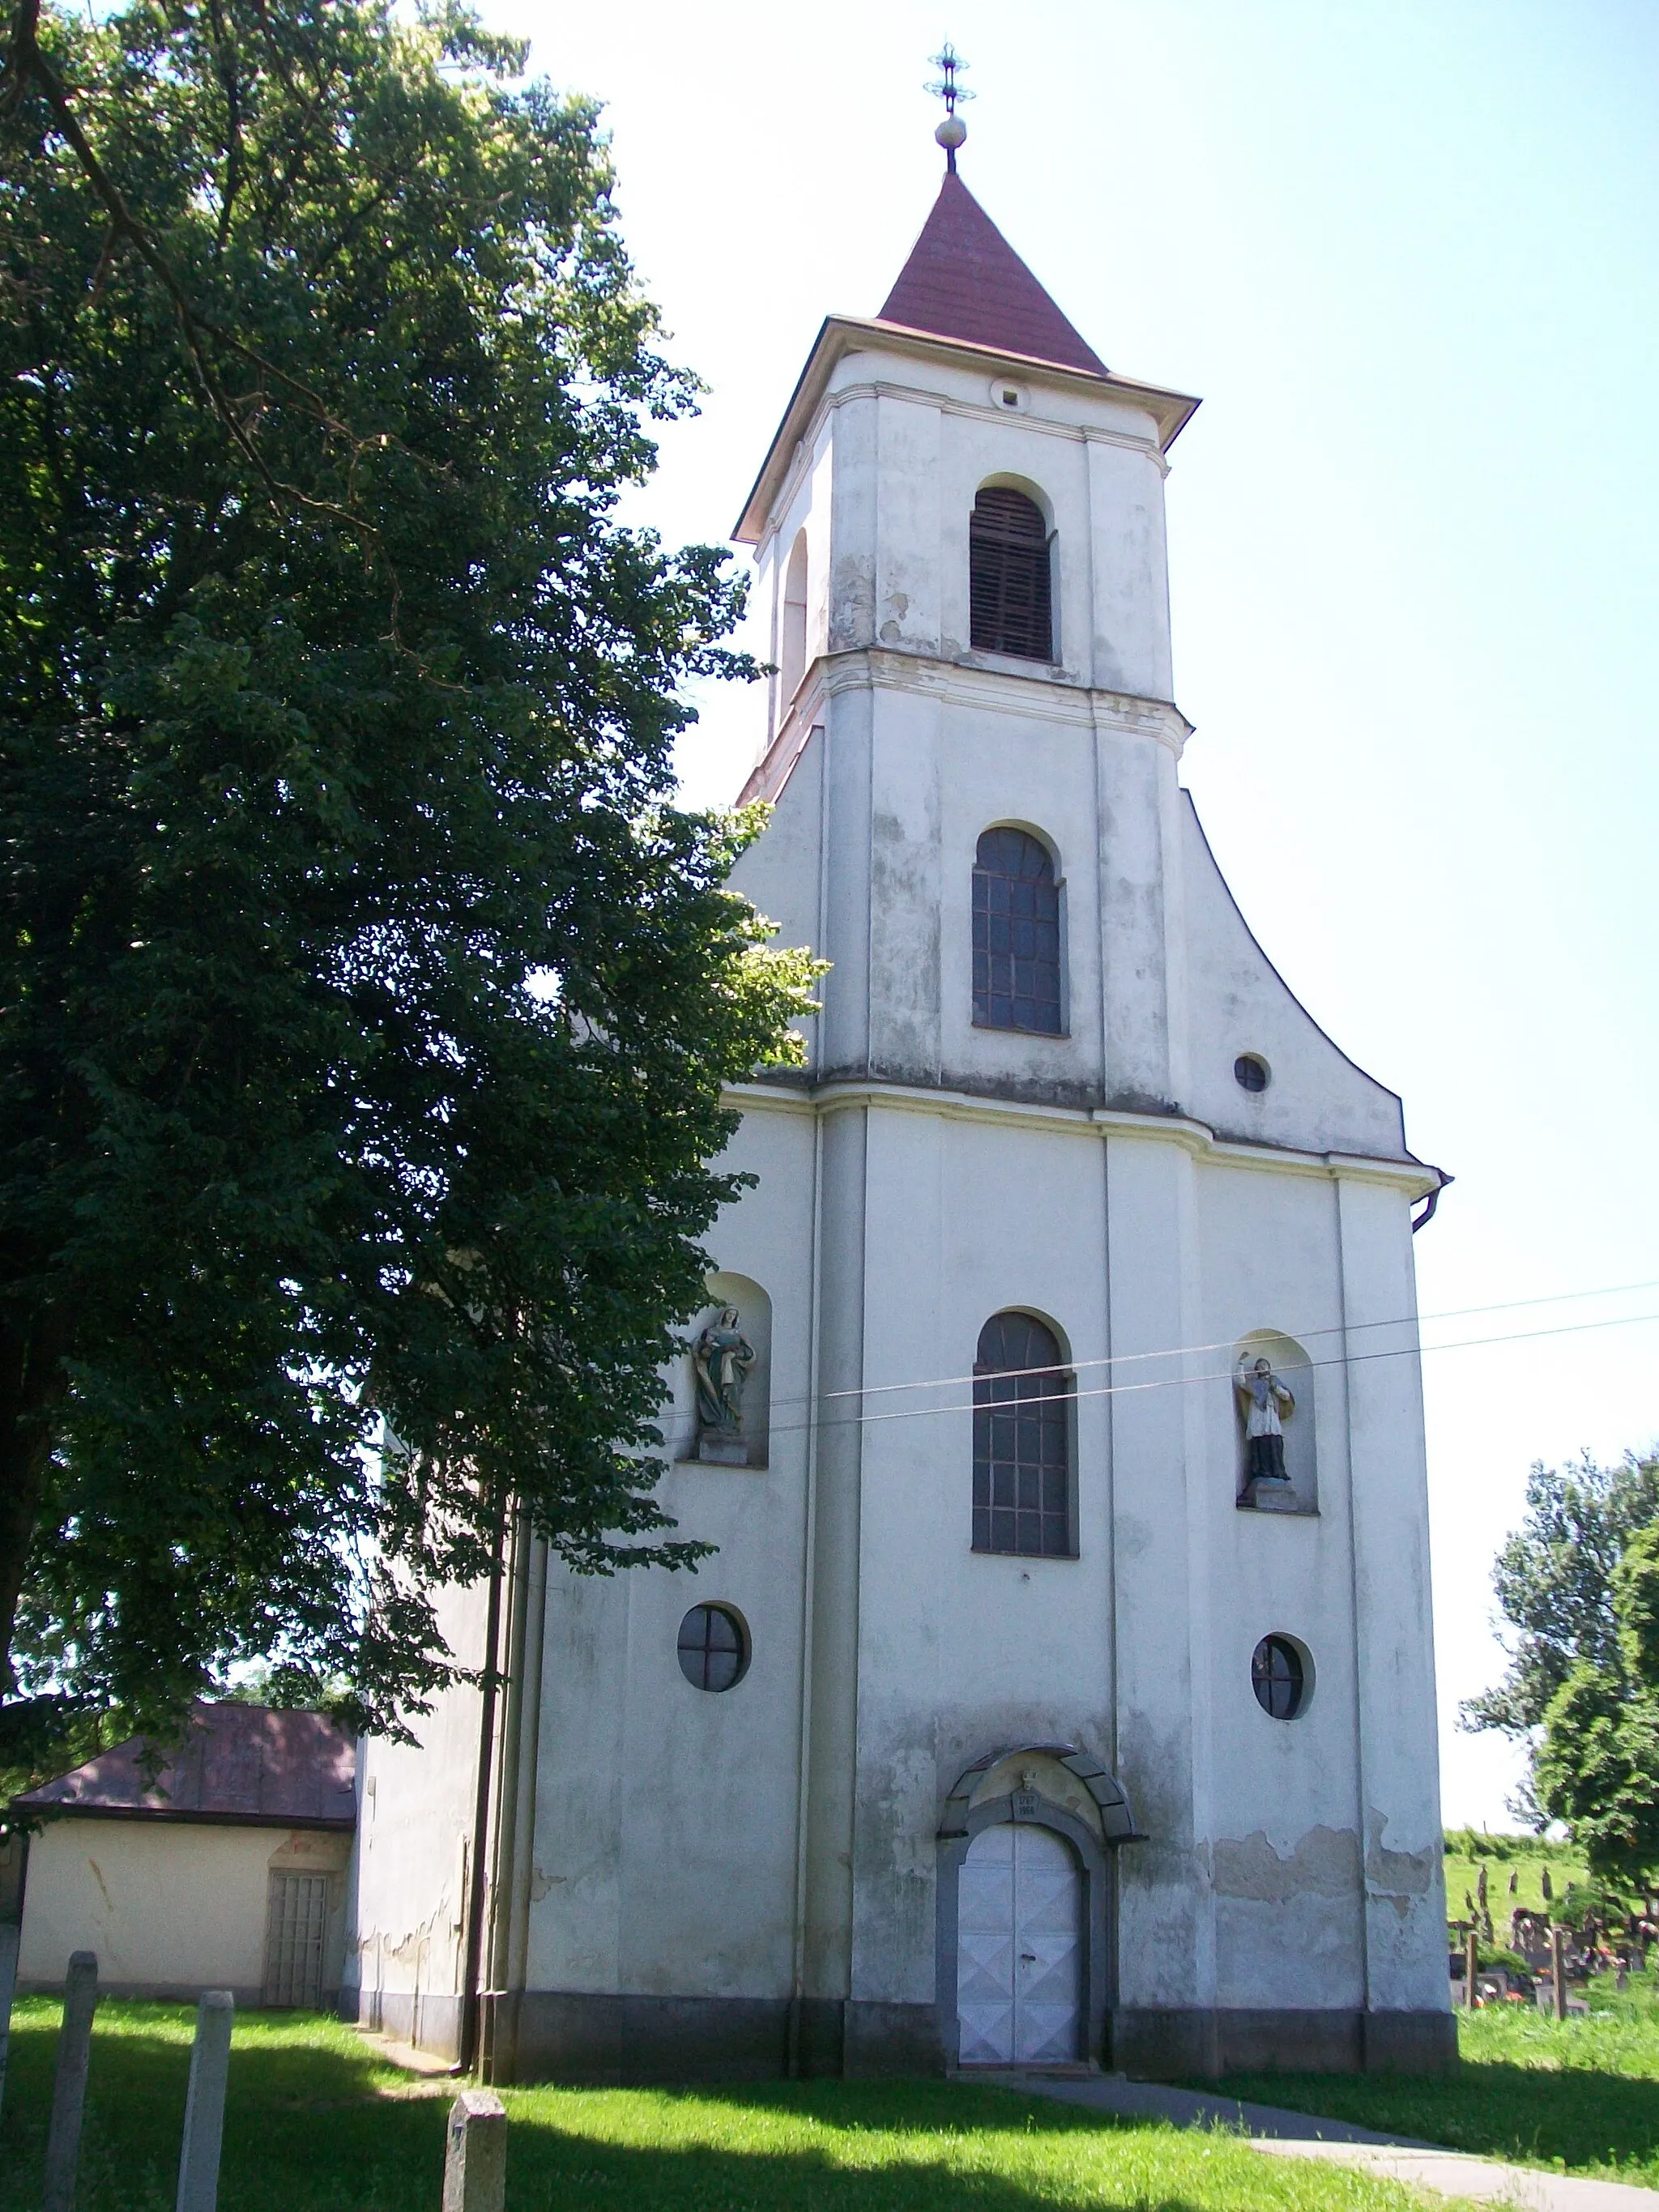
xmin=346 ymin=110 xmax=1453 ymax=2085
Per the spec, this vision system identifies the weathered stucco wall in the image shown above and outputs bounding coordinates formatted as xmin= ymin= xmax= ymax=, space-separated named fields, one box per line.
xmin=18 ymin=1818 xmax=349 ymax=2002
xmin=346 ymin=1577 xmax=490 ymax=2059
xmin=357 ymin=296 xmax=1449 ymax=2083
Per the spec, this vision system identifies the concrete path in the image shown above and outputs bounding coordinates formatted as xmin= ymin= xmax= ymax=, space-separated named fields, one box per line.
xmin=983 ymin=2069 xmax=1659 ymax=2210
xmin=1257 ymin=2140 xmax=1658 ymax=2210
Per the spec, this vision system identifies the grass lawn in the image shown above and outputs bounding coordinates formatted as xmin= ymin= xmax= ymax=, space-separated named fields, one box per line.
xmin=0 ymin=1997 xmax=1461 ymax=2212
xmin=1441 ymin=1839 xmax=1587 ymax=1929
xmin=1210 ymin=1988 xmax=1659 ymax=2191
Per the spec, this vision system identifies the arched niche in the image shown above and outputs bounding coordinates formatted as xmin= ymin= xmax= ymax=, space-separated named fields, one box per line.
xmin=672 ymin=1272 xmax=772 ymax=1469
xmin=1233 ymin=1327 xmax=1317 ymax=1511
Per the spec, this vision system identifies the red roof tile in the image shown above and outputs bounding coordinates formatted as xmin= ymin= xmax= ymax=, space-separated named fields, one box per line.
xmin=877 ymin=171 xmax=1107 ymax=378
xmin=16 ymin=1703 xmax=356 ymax=1829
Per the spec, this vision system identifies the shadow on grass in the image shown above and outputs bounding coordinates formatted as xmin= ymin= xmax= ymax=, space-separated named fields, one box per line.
xmin=1208 ymin=2061 xmax=1659 ymax=2182
xmin=0 ymin=1999 xmax=432 ymax=2212
xmin=0 ymin=2014 xmax=1310 ymax=2212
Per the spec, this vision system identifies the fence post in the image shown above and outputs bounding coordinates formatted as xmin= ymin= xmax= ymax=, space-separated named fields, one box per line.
xmin=43 ymin=1950 xmax=99 ymax=2212
xmin=0 ymin=1920 xmax=18 ymax=2120
xmin=176 ymin=1991 xmax=235 ymax=2212
xmin=442 ymin=2089 xmax=506 ymax=2212
xmin=1550 ymin=1923 xmax=1567 ymax=2022
xmin=1463 ymin=1927 xmax=1478 ymax=2010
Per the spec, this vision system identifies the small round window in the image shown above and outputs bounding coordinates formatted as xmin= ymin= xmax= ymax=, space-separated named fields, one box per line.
xmin=1235 ymin=1054 xmax=1269 ymax=1093
xmin=1252 ymin=1634 xmax=1307 ymax=1720
xmin=677 ymin=1604 xmax=748 ymax=1693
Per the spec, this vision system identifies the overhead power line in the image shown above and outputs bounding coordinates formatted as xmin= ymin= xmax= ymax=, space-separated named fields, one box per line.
xmin=742 ymin=1272 xmax=1659 ymax=1417
xmin=754 ymin=1306 xmax=1659 ymax=1444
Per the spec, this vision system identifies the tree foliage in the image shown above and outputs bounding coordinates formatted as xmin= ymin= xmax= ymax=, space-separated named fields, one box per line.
xmin=1464 ymin=1449 xmax=1659 ymax=1870
xmin=0 ymin=0 xmax=818 ymax=1761
xmin=1463 ymin=1451 xmax=1659 ymax=1740
xmin=1534 ymin=1525 xmax=1659 ymax=1886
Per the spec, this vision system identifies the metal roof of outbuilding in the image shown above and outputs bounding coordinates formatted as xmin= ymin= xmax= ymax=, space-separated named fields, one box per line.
xmin=15 ymin=1702 xmax=356 ymax=1830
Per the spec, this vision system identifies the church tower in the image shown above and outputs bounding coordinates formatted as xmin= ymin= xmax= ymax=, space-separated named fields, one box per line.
xmin=348 ymin=102 xmax=1453 ymax=2084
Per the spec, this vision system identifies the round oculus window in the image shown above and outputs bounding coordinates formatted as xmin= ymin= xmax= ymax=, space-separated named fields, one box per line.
xmin=677 ymin=1603 xmax=749 ymax=1693
xmin=1235 ymin=1054 xmax=1269 ymax=1093
xmin=1252 ymin=1634 xmax=1307 ymax=1720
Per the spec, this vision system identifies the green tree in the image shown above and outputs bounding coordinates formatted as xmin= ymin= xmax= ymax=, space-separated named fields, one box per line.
xmin=0 ymin=0 xmax=818 ymax=1766
xmin=1535 ymin=1525 xmax=1659 ymax=1886
xmin=1463 ymin=1451 xmax=1659 ymax=1741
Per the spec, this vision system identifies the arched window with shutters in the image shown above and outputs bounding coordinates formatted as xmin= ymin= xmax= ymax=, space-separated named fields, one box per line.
xmin=973 ymin=829 xmax=1064 ymax=1035
xmin=970 ymin=486 xmax=1053 ymax=661
xmin=973 ymin=1312 xmax=1074 ymax=1558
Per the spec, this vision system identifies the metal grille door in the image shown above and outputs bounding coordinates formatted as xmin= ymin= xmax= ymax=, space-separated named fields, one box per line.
xmin=957 ymin=1823 xmax=1081 ymax=2064
xmin=263 ymin=1871 xmax=329 ymax=2009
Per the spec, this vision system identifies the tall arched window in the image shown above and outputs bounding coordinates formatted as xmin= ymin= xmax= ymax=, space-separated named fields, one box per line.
xmin=973 ymin=1312 xmax=1073 ymax=1558
xmin=973 ymin=829 xmax=1063 ymax=1034
xmin=970 ymin=487 xmax=1052 ymax=661
xmin=778 ymin=529 xmax=808 ymax=711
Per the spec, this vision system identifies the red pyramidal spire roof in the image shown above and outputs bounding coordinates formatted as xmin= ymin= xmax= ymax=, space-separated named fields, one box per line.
xmin=877 ymin=171 xmax=1107 ymax=377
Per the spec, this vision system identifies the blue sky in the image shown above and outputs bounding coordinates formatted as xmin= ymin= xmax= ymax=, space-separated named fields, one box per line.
xmin=491 ymin=0 xmax=1659 ymax=1827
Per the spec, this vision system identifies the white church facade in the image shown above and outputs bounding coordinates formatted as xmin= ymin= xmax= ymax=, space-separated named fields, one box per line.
xmin=348 ymin=155 xmax=1453 ymax=2084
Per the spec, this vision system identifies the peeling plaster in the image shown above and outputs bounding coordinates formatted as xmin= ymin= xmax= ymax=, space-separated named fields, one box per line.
xmin=1365 ymin=1807 xmax=1435 ymax=1920
xmin=1212 ymin=1826 xmax=1361 ymax=1903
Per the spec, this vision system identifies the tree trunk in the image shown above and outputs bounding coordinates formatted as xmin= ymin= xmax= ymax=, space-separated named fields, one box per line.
xmin=0 ymin=1303 xmax=72 ymax=1694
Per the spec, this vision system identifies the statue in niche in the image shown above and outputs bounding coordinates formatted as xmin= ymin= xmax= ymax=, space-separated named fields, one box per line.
xmin=693 ymin=1306 xmax=756 ymax=1464
xmin=1235 ymin=1354 xmax=1296 ymax=1496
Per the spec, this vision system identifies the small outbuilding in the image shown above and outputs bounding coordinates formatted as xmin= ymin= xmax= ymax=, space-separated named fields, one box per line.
xmin=12 ymin=1702 xmax=356 ymax=2008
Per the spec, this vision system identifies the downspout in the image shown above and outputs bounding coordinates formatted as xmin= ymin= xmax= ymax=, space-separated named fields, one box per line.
xmin=503 ymin=1532 xmax=548 ymax=2000
xmin=480 ymin=1509 xmax=535 ymax=2082
xmin=458 ymin=1490 xmax=508 ymax=2075
xmin=1411 ymin=1169 xmax=1452 ymax=1234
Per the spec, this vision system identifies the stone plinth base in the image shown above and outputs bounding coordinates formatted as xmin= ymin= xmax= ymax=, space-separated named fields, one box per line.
xmin=476 ymin=1992 xmax=944 ymax=2084
xmin=1111 ymin=2006 xmax=1456 ymax=2079
xmin=465 ymin=1991 xmax=1453 ymax=2086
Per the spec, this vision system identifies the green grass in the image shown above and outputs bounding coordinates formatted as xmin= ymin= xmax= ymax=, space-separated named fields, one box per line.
xmin=1210 ymin=1990 xmax=1659 ymax=2191
xmin=1442 ymin=1839 xmax=1586 ymax=1926
xmin=0 ymin=1997 xmax=1462 ymax=2212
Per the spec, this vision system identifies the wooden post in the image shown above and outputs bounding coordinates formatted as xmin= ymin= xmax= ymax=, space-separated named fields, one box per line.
xmin=1550 ymin=1923 xmax=1567 ymax=2022
xmin=0 ymin=1920 xmax=18 ymax=2120
xmin=1464 ymin=1927 xmax=1479 ymax=2010
xmin=443 ymin=2089 xmax=506 ymax=2212
xmin=176 ymin=1991 xmax=235 ymax=2212
xmin=43 ymin=1950 xmax=99 ymax=2212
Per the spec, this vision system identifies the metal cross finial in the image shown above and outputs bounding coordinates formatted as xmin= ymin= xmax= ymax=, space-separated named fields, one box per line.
xmin=926 ymin=43 xmax=973 ymax=170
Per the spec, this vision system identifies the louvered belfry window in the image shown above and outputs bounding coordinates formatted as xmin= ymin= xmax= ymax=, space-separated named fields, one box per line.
xmin=973 ymin=829 xmax=1063 ymax=1034
xmin=970 ymin=487 xmax=1053 ymax=661
xmin=973 ymin=1311 xmax=1073 ymax=1558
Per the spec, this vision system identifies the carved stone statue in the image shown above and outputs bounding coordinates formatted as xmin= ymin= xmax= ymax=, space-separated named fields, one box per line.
xmin=1235 ymin=1353 xmax=1295 ymax=1493
xmin=693 ymin=1306 xmax=756 ymax=1464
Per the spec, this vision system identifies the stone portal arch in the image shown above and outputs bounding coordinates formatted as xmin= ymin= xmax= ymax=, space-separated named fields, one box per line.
xmin=936 ymin=1745 xmax=1141 ymax=2068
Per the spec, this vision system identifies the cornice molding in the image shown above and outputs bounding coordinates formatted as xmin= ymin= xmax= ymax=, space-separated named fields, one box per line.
xmin=724 ymin=1077 xmax=1439 ymax=1200
xmin=753 ymin=380 xmax=1168 ymax=557
xmin=821 ymin=649 xmax=1192 ymax=751
xmin=736 ymin=315 xmax=1199 ymax=546
xmin=736 ymin=651 xmax=1190 ymax=807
